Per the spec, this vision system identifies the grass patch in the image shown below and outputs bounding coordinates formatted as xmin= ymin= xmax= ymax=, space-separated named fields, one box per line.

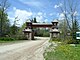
xmin=44 ymin=43 xmax=80 ymax=60
xmin=0 ymin=37 xmax=15 ymax=41
xmin=0 ymin=40 xmax=28 ymax=46
xmin=0 ymin=37 xmax=28 ymax=45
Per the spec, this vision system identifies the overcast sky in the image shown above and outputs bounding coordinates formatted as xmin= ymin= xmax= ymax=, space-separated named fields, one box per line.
xmin=7 ymin=0 xmax=80 ymax=26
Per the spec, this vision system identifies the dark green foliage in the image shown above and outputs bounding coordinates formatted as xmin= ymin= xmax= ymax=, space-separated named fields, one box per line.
xmin=33 ymin=17 xmax=37 ymax=23
xmin=31 ymin=17 xmax=37 ymax=23
xmin=0 ymin=37 xmax=15 ymax=41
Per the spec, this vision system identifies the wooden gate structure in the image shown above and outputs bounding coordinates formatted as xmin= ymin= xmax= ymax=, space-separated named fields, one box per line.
xmin=23 ymin=19 xmax=60 ymax=40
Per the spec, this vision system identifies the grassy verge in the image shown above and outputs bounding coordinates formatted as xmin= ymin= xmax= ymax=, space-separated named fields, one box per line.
xmin=0 ymin=40 xmax=28 ymax=46
xmin=44 ymin=42 xmax=80 ymax=60
xmin=0 ymin=37 xmax=28 ymax=45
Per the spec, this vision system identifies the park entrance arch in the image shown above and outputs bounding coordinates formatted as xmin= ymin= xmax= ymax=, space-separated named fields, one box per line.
xmin=23 ymin=19 xmax=60 ymax=40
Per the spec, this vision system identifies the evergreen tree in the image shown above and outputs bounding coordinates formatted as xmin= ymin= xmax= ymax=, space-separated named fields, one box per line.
xmin=0 ymin=10 xmax=10 ymax=36
xmin=33 ymin=17 xmax=37 ymax=23
xmin=0 ymin=0 xmax=10 ymax=37
xmin=10 ymin=17 xmax=19 ymax=35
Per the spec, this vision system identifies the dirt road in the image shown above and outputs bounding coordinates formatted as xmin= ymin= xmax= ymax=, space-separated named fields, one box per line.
xmin=0 ymin=37 xmax=49 ymax=60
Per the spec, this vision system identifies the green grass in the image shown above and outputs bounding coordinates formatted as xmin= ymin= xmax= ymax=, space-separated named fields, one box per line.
xmin=44 ymin=44 xmax=80 ymax=60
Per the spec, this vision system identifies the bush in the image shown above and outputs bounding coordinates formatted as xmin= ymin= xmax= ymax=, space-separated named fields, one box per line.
xmin=43 ymin=32 xmax=49 ymax=37
xmin=10 ymin=35 xmax=28 ymax=40
xmin=0 ymin=37 xmax=15 ymax=41
xmin=64 ymin=39 xmax=80 ymax=44
xmin=50 ymin=37 xmax=80 ymax=44
xmin=15 ymin=35 xmax=28 ymax=40
xmin=51 ymin=38 xmax=61 ymax=42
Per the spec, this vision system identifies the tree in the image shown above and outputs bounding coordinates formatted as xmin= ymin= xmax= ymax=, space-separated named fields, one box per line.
xmin=0 ymin=10 xmax=10 ymax=36
xmin=59 ymin=19 xmax=68 ymax=40
xmin=58 ymin=0 xmax=79 ymax=39
xmin=0 ymin=0 xmax=10 ymax=37
xmin=18 ymin=22 xmax=26 ymax=34
xmin=33 ymin=17 xmax=37 ymax=23
xmin=10 ymin=25 xmax=19 ymax=35
xmin=72 ymin=19 xmax=79 ymax=39
xmin=32 ymin=17 xmax=37 ymax=23
xmin=10 ymin=17 xmax=19 ymax=35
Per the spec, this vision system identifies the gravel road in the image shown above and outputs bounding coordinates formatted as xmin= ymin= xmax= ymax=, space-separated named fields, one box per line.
xmin=0 ymin=37 xmax=50 ymax=60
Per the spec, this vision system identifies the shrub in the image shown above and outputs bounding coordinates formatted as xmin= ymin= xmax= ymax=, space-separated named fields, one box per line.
xmin=51 ymin=38 xmax=61 ymax=42
xmin=65 ymin=39 xmax=80 ymax=44
xmin=15 ymin=35 xmax=28 ymax=40
xmin=50 ymin=37 xmax=80 ymax=44
xmin=11 ymin=34 xmax=28 ymax=40
xmin=0 ymin=37 xmax=15 ymax=41
xmin=43 ymin=32 xmax=49 ymax=37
